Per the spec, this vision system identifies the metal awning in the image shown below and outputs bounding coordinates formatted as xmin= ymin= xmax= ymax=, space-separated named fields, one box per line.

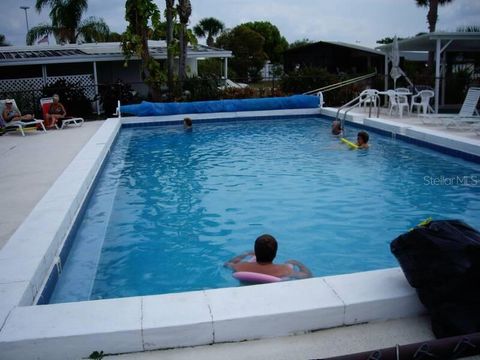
xmin=0 ymin=41 xmax=232 ymax=67
xmin=376 ymin=32 xmax=480 ymax=113
xmin=376 ymin=32 xmax=480 ymax=52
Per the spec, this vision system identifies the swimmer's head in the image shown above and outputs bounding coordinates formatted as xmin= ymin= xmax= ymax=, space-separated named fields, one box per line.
xmin=331 ymin=121 xmax=342 ymax=135
xmin=184 ymin=117 xmax=192 ymax=128
xmin=254 ymin=234 xmax=278 ymax=263
xmin=357 ymin=131 xmax=369 ymax=145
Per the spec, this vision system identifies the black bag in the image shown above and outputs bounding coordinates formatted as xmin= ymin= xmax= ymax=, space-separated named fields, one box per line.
xmin=391 ymin=220 xmax=480 ymax=338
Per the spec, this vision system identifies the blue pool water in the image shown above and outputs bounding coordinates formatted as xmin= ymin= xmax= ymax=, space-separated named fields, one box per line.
xmin=49 ymin=117 xmax=480 ymax=303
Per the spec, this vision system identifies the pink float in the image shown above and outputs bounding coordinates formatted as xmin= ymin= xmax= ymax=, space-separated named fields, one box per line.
xmin=232 ymin=271 xmax=282 ymax=284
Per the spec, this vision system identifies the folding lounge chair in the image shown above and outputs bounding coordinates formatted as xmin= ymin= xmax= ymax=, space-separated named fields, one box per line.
xmin=40 ymin=97 xmax=84 ymax=129
xmin=420 ymin=87 xmax=480 ymax=129
xmin=0 ymin=99 xmax=46 ymax=136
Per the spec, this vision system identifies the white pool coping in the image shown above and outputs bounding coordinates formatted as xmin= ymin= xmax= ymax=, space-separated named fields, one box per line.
xmin=1 ymin=106 xmax=478 ymax=359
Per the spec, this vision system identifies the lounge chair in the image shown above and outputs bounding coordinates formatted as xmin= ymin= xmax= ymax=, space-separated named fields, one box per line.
xmin=0 ymin=99 xmax=46 ymax=136
xmin=40 ymin=97 xmax=84 ymax=129
xmin=420 ymin=87 xmax=480 ymax=129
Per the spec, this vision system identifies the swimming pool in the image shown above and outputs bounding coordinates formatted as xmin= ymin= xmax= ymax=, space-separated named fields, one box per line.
xmin=49 ymin=116 xmax=480 ymax=303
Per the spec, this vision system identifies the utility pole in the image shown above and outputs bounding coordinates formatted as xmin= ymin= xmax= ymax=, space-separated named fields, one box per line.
xmin=20 ymin=6 xmax=30 ymax=39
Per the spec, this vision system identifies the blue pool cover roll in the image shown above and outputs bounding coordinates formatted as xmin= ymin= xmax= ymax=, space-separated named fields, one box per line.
xmin=120 ymin=95 xmax=320 ymax=116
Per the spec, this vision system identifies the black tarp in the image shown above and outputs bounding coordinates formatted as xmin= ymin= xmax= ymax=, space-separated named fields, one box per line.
xmin=391 ymin=220 xmax=480 ymax=338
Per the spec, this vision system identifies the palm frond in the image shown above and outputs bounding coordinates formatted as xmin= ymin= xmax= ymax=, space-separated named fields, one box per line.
xmin=26 ymin=23 xmax=56 ymax=45
xmin=193 ymin=24 xmax=205 ymax=38
xmin=77 ymin=17 xmax=110 ymax=43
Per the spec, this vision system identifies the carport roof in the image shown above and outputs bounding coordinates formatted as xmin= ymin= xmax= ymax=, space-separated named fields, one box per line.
xmin=376 ymin=32 xmax=480 ymax=52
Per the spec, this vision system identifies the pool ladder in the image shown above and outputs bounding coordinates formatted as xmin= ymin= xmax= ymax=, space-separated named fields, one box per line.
xmin=335 ymin=90 xmax=381 ymax=135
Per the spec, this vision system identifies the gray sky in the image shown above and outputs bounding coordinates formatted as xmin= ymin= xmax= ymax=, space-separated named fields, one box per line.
xmin=1 ymin=0 xmax=479 ymax=47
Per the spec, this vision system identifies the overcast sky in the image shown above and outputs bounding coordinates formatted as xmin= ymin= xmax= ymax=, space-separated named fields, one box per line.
xmin=1 ymin=0 xmax=479 ymax=47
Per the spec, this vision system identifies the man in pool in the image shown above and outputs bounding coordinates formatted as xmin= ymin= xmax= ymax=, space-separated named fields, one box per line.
xmin=224 ymin=234 xmax=312 ymax=279
xmin=357 ymin=131 xmax=370 ymax=149
xmin=331 ymin=120 xmax=342 ymax=136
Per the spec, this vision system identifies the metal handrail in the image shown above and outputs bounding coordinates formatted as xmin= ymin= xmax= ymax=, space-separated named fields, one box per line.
xmin=335 ymin=91 xmax=381 ymax=135
xmin=303 ymin=72 xmax=377 ymax=95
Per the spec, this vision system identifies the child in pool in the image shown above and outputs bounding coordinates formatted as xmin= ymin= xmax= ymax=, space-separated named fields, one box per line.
xmin=357 ymin=131 xmax=370 ymax=149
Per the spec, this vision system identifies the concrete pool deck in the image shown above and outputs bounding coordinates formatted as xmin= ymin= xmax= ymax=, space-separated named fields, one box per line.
xmin=0 ymin=121 xmax=103 ymax=249
xmin=0 ymin=109 xmax=479 ymax=359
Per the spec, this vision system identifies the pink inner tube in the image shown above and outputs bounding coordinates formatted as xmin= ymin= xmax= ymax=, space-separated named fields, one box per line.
xmin=232 ymin=271 xmax=282 ymax=284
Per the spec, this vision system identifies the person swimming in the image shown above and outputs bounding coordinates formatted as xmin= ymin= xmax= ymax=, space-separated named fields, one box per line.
xmin=224 ymin=234 xmax=312 ymax=279
xmin=357 ymin=131 xmax=369 ymax=149
xmin=183 ymin=117 xmax=193 ymax=130
xmin=331 ymin=120 xmax=343 ymax=136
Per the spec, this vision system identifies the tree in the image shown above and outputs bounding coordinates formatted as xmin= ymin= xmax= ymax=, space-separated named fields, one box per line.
xmin=216 ymin=25 xmax=267 ymax=81
xmin=376 ymin=36 xmax=405 ymax=44
xmin=415 ymin=0 xmax=453 ymax=33
xmin=242 ymin=21 xmax=288 ymax=64
xmin=176 ymin=0 xmax=192 ymax=90
xmin=122 ymin=0 xmax=164 ymax=97
xmin=106 ymin=31 xmax=123 ymax=42
xmin=0 ymin=34 xmax=10 ymax=46
xmin=27 ymin=0 xmax=110 ymax=45
xmin=457 ymin=25 xmax=480 ymax=32
xmin=193 ymin=17 xmax=225 ymax=47
xmin=289 ymin=38 xmax=313 ymax=49
xmin=165 ymin=0 xmax=176 ymax=98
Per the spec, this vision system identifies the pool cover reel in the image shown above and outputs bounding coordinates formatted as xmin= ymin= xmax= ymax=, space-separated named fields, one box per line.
xmin=390 ymin=220 xmax=480 ymax=338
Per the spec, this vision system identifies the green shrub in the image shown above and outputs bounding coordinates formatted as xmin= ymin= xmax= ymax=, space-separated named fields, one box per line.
xmin=42 ymin=79 xmax=92 ymax=118
xmin=98 ymin=81 xmax=142 ymax=116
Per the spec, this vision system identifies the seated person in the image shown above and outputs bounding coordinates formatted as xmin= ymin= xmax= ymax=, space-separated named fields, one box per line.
xmin=224 ymin=234 xmax=312 ymax=279
xmin=331 ymin=120 xmax=342 ymax=136
xmin=2 ymin=100 xmax=33 ymax=123
xmin=183 ymin=117 xmax=193 ymax=130
xmin=357 ymin=131 xmax=370 ymax=149
xmin=45 ymin=94 xmax=66 ymax=128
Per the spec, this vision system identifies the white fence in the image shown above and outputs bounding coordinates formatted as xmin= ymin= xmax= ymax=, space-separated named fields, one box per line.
xmin=0 ymin=74 xmax=96 ymax=100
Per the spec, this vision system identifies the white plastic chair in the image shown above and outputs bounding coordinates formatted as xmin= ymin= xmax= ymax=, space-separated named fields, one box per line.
xmin=0 ymin=99 xmax=46 ymax=136
xmin=411 ymin=90 xmax=434 ymax=116
xmin=359 ymin=89 xmax=379 ymax=110
xmin=386 ymin=90 xmax=409 ymax=118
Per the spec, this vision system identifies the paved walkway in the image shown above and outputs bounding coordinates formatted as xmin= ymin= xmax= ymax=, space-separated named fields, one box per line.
xmin=111 ymin=317 xmax=435 ymax=360
xmin=0 ymin=121 xmax=103 ymax=249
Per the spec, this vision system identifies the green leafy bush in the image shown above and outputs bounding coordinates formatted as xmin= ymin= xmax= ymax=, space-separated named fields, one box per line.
xmin=42 ymin=79 xmax=92 ymax=118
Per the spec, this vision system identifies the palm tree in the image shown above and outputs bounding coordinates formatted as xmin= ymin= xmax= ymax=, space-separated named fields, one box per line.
xmin=27 ymin=0 xmax=110 ymax=45
xmin=193 ymin=17 xmax=224 ymax=47
xmin=415 ymin=0 xmax=453 ymax=33
xmin=177 ymin=0 xmax=192 ymax=89
xmin=166 ymin=0 xmax=176 ymax=98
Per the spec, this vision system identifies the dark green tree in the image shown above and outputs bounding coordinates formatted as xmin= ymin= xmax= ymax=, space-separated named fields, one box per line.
xmin=193 ymin=17 xmax=225 ymax=47
xmin=376 ymin=36 xmax=405 ymax=44
xmin=122 ymin=0 xmax=164 ymax=97
xmin=415 ymin=0 xmax=453 ymax=33
xmin=0 ymin=34 xmax=10 ymax=46
xmin=242 ymin=21 xmax=288 ymax=63
xmin=216 ymin=25 xmax=267 ymax=81
xmin=177 ymin=0 xmax=192 ymax=90
xmin=289 ymin=38 xmax=313 ymax=49
xmin=457 ymin=25 xmax=480 ymax=32
xmin=165 ymin=0 xmax=176 ymax=98
xmin=27 ymin=0 xmax=110 ymax=45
